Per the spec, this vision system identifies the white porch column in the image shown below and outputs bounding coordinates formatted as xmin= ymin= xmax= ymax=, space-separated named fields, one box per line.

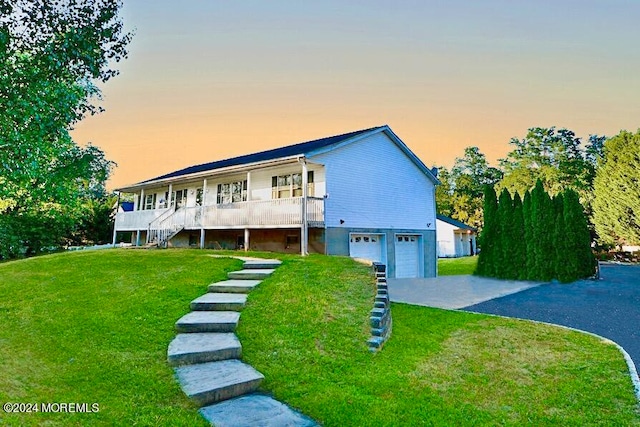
xmin=200 ymin=179 xmax=207 ymax=249
xmin=246 ymin=171 xmax=252 ymax=201
xmin=300 ymin=158 xmax=308 ymax=256
xmin=244 ymin=171 xmax=251 ymax=252
xmin=168 ymin=184 xmax=173 ymax=207
xmin=112 ymin=191 xmax=121 ymax=247
xmin=138 ymin=188 xmax=145 ymax=246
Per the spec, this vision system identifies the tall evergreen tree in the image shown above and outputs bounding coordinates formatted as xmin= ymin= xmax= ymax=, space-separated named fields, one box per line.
xmin=523 ymin=190 xmax=535 ymax=279
xmin=530 ymin=180 xmax=555 ymax=281
xmin=593 ymin=130 xmax=640 ymax=246
xmin=497 ymin=188 xmax=514 ymax=279
xmin=552 ymin=193 xmax=571 ymax=282
xmin=564 ymin=189 xmax=595 ymax=279
xmin=475 ymin=185 xmax=499 ymax=277
xmin=511 ymin=193 xmax=527 ymax=280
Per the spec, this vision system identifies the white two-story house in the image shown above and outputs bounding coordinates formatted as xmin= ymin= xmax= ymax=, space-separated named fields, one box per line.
xmin=113 ymin=125 xmax=439 ymax=278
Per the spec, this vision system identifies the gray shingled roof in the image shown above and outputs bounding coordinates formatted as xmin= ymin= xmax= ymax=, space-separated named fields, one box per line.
xmin=141 ymin=126 xmax=384 ymax=183
xmin=436 ymin=214 xmax=476 ymax=231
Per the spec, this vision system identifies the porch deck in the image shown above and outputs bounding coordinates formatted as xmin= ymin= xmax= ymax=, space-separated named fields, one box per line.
xmin=115 ymin=197 xmax=325 ymax=231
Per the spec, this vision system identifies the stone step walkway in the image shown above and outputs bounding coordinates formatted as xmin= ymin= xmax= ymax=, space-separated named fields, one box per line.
xmin=208 ymin=279 xmax=262 ymax=294
xmin=175 ymin=311 xmax=240 ymax=333
xmin=227 ymin=269 xmax=276 ymax=280
xmin=168 ymin=333 xmax=241 ymax=366
xmin=190 ymin=292 xmax=248 ymax=311
xmin=168 ymin=257 xmax=317 ymax=426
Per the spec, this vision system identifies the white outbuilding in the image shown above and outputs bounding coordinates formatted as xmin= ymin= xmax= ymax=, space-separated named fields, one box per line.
xmin=436 ymin=214 xmax=477 ymax=258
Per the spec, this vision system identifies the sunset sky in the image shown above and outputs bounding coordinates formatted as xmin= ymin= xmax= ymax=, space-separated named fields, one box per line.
xmin=70 ymin=1 xmax=640 ymax=190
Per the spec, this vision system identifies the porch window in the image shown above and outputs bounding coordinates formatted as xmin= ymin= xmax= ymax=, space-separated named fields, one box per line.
xmin=217 ymin=180 xmax=247 ymax=204
xmin=158 ymin=191 xmax=169 ymax=209
xmin=271 ymin=171 xmax=314 ymax=199
xmin=143 ymin=193 xmax=156 ymax=210
xmin=196 ymin=188 xmax=203 ymax=206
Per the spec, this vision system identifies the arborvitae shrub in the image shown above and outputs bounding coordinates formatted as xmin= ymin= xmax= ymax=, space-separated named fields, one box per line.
xmin=512 ymin=193 xmax=527 ymax=280
xmin=475 ymin=185 xmax=498 ymax=277
xmin=475 ymin=183 xmax=594 ymax=282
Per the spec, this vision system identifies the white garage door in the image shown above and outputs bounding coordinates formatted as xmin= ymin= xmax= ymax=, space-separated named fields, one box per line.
xmin=349 ymin=234 xmax=383 ymax=263
xmin=395 ymin=235 xmax=420 ymax=278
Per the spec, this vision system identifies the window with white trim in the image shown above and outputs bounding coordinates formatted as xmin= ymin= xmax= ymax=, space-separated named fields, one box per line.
xmin=217 ymin=181 xmax=247 ymax=204
xmin=271 ymin=171 xmax=314 ymax=199
xmin=143 ymin=193 xmax=156 ymax=210
xmin=158 ymin=191 xmax=169 ymax=209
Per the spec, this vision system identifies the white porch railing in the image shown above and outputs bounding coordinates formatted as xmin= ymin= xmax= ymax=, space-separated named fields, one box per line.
xmin=115 ymin=197 xmax=325 ymax=231
xmin=114 ymin=209 xmax=165 ymax=231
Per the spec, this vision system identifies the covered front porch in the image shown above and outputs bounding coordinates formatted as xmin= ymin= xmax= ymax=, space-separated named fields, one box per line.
xmin=113 ymin=157 xmax=325 ymax=254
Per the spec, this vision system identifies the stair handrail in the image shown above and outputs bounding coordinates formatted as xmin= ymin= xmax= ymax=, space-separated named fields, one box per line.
xmin=147 ymin=206 xmax=176 ymax=244
xmin=151 ymin=206 xmax=189 ymax=246
xmin=149 ymin=206 xmax=176 ymax=230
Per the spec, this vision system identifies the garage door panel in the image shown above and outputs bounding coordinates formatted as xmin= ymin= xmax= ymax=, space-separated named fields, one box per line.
xmin=395 ymin=235 xmax=420 ymax=278
xmin=349 ymin=234 xmax=383 ymax=263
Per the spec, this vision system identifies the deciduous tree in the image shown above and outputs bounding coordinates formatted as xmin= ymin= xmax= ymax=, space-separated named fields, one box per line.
xmin=435 ymin=147 xmax=501 ymax=230
xmin=0 ymin=0 xmax=131 ymax=258
xmin=498 ymin=127 xmax=597 ymax=199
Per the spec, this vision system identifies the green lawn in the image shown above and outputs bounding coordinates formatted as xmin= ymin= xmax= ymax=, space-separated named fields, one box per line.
xmin=0 ymin=249 xmax=239 ymax=426
xmin=1 ymin=250 xmax=638 ymax=426
xmin=438 ymin=255 xmax=478 ymax=275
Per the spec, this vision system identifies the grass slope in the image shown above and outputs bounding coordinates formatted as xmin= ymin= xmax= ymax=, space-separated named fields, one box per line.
xmin=438 ymin=255 xmax=478 ymax=275
xmin=239 ymin=253 xmax=639 ymax=426
xmin=0 ymin=249 xmax=241 ymax=426
xmin=1 ymin=250 xmax=638 ymax=426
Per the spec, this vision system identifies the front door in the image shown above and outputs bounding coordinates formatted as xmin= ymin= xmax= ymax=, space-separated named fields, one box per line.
xmin=174 ymin=189 xmax=188 ymax=208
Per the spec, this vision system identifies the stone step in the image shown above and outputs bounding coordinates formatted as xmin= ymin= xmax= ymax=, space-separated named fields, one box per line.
xmin=191 ymin=293 xmax=247 ymax=311
xmin=242 ymin=260 xmax=282 ymax=270
xmin=228 ymin=269 xmax=275 ymax=280
xmin=168 ymin=333 xmax=242 ymax=366
xmin=208 ymin=279 xmax=262 ymax=294
xmin=200 ymin=393 xmax=318 ymax=427
xmin=175 ymin=311 xmax=240 ymax=333
xmin=175 ymin=359 xmax=264 ymax=406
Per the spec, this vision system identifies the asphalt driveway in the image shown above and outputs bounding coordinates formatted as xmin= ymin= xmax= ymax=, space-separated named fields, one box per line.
xmin=463 ymin=263 xmax=640 ymax=372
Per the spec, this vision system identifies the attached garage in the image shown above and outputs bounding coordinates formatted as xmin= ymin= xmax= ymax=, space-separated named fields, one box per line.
xmin=395 ymin=234 xmax=421 ymax=278
xmin=349 ymin=233 xmax=384 ymax=263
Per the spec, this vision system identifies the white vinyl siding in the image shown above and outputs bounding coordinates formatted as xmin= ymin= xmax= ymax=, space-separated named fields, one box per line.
xmin=310 ymin=132 xmax=436 ymax=230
